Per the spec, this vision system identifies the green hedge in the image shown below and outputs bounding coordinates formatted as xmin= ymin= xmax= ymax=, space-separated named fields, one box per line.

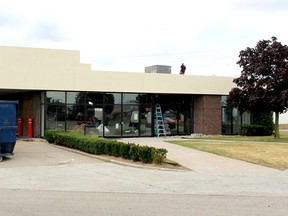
xmin=240 ymin=124 xmax=267 ymax=136
xmin=44 ymin=130 xmax=168 ymax=164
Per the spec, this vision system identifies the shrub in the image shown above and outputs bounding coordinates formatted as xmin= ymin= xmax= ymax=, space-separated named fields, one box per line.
xmin=120 ymin=143 xmax=131 ymax=159
xmin=111 ymin=141 xmax=121 ymax=157
xmin=153 ymin=148 xmax=168 ymax=164
xmin=44 ymin=130 xmax=58 ymax=143
xmin=240 ymin=124 xmax=266 ymax=136
xmin=44 ymin=131 xmax=168 ymax=164
xmin=104 ymin=140 xmax=112 ymax=155
xmin=251 ymin=111 xmax=274 ymax=136
xmin=138 ymin=146 xmax=154 ymax=163
xmin=93 ymin=139 xmax=105 ymax=155
xmin=129 ymin=144 xmax=140 ymax=162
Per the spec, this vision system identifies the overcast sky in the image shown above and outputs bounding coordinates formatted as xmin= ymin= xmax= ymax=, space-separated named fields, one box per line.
xmin=1 ymin=0 xmax=288 ymax=122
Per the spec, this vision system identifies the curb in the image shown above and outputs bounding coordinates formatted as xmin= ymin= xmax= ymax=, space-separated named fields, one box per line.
xmin=50 ymin=143 xmax=188 ymax=172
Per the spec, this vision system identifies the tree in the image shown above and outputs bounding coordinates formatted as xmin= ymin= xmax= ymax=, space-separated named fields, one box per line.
xmin=228 ymin=37 xmax=288 ymax=138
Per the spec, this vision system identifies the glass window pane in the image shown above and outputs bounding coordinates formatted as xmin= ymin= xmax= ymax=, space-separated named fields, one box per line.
xmin=46 ymin=91 xmax=65 ymax=104
xmin=123 ymin=104 xmax=139 ymax=136
xmin=66 ymin=105 xmax=85 ymax=133
xmin=140 ymin=104 xmax=152 ymax=136
xmin=222 ymin=107 xmax=232 ymax=134
xmin=178 ymin=107 xmax=191 ymax=134
xmin=123 ymin=94 xmax=139 ymax=104
xmin=162 ymin=106 xmax=177 ymax=135
xmin=221 ymin=96 xmax=228 ymax=106
xmin=46 ymin=104 xmax=66 ymax=130
xmin=104 ymin=93 xmax=121 ymax=104
xmin=67 ymin=92 xmax=82 ymax=104
xmin=242 ymin=112 xmax=250 ymax=125
xmin=86 ymin=92 xmax=103 ymax=105
xmin=232 ymin=108 xmax=240 ymax=134
xmin=139 ymin=94 xmax=153 ymax=104
xmin=104 ymin=104 xmax=121 ymax=137
xmin=85 ymin=105 xmax=103 ymax=136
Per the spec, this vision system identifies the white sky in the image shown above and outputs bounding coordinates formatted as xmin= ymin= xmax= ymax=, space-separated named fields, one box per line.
xmin=1 ymin=0 xmax=288 ymax=122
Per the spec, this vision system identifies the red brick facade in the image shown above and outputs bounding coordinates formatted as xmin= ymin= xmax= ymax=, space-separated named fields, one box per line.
xmin=193 ymin=95 xmax=222 ymax=135
xmin=21 ymin=92 xmax=41 ymax=137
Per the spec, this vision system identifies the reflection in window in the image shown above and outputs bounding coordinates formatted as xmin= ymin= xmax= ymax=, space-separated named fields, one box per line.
xmin=47 ymin=91 xmax=65 ymax=103
xmin=104 ymin=93 xmax=119 ymax=104
xmin=46 ymin=104 xmax=66 ymax=130
xmin=242 ymin=112 xmax=250 ymax=125
xmin=162 ymin=107 xmax=177 ymax=135
xmin=123 ymin=94 xmax=139 ymax=104
xmin=46 ymin=91 xmax=65 ymax=104
xmin=221 ymin=95 xmax=250 ymax=135
xmin=123 ymin=104 xmax=139 ymax=136
xmin=45 ymin=91 xmax=193 ymax=137
xmin=139 ymin=104 xmax=152 ymax=136
xmin=138 ymin=94 xmax=153 ymax=104
xmin=232 ymin=109 xmax=240 ymax=134
xmin=222 ymin=107 xmax=232 ymax=134
xmin=221 ymin=96 xmax=228 ymax=106
xmin=104 ymin=104 xmax=121 ymax=137
xmin=178 ymin=106 xmax=191 ymax=135
xmin=86 ymin=92 xmax=103 ymax=105
xmin=66 ymin=105 xmax=85 ymax=132
xmin=67 ymin=92 xmax=81 ymax=104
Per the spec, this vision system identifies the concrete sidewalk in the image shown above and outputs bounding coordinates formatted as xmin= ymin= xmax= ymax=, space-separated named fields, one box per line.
xmin=119 ymin=137 xmax=281 ymax=173
xmin=1 ymin=139 xmax=288 ymax=216
xmin=0 ymin=139 xmax=103 ymax=168
xmin=4 ymin=137 xmax=283 ymax=174
xmin=1 ymin=138 xmax=288 ymax=198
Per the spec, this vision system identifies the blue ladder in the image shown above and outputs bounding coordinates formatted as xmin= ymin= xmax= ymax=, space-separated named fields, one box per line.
xmin=155 ymin=104 xmax=166 ymax=137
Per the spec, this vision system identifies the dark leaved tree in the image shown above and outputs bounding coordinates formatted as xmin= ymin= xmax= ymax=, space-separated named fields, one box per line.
xmin=228 ymin=37 xmax=288 ymax=138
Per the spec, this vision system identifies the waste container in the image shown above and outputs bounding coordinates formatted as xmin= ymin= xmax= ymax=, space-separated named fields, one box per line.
xmin=0 ymin=100 xmax=18 ymax=161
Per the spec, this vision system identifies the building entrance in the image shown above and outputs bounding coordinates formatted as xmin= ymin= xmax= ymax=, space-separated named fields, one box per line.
xmin=154 ymin=94 xmax=192 ymax=135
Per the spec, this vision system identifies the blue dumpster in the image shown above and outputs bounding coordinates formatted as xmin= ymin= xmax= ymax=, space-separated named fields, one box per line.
xmin=0 ymin=100 xmax=18 ymax=161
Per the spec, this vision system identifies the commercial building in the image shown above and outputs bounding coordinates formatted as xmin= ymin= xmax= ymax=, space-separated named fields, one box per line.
xmin=0 ymin=45 xmax=248 ymax=138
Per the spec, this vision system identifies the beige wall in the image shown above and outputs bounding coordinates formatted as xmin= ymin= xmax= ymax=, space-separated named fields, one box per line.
xmin=0 ymin=45 xmax=236 ymax=95
xmin=0 ymin=46 xmax=84 ymax=91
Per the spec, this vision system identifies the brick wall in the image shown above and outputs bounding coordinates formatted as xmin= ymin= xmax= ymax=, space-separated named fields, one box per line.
xmin=193 ymin=95 xmax=221 ymax=135
xmin=22 ymin=92 xmax=41 ymax=137
xmin=32 ymin=93 xmax=41 ymax=137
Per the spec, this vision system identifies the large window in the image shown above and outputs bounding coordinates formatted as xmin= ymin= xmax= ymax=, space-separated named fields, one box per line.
xmin=154 ymin=94 xmax=192 ymax=135
xmin=46 ymin=91 xmax=66 ymax=131
xmin=104 ymin=104 xmax=121 ymax=137
xmin=139 ymin=94 xmax=153 ymax=136
xmin=66 ymin=92 xmax=85 ymax=134
xmin=221 ymin=96 xmax=250 ymax=135
xmin=102 ymin=93 xmax=120 ymax=137
xmin=46 ymin=91 xmax=65 ymax=104
xmin=122 ymin=94 xmax=139 ymax=136
xmin=45 ymin=91 xmax=193 ymax=137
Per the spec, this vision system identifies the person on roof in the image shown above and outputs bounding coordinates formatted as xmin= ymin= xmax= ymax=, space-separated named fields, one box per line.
xmin=180 ymin=63 xmax=186 ymax=75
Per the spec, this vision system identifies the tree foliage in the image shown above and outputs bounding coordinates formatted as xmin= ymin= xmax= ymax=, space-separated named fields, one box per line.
xmin=228 ymin=37 xmax=288 ymax=138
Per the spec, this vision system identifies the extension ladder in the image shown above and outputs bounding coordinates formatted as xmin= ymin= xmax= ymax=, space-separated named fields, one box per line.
xmin=155 ymin=104 xmax=166 ymax=137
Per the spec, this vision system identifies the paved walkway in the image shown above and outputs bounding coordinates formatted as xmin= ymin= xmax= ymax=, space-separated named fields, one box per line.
xmin=119 ymin=137 xmax=281 ymax=173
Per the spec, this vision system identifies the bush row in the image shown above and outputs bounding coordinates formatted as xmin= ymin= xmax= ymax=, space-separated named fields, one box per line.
xmin=240 ymin=124 xmax=269 ymax=136
xmin=44 ymin=130 xmax=168 ymax=164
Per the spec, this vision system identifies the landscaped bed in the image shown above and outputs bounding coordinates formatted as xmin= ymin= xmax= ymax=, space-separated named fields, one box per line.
xmin=45 ymin=130 xmax=169 ymax=165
